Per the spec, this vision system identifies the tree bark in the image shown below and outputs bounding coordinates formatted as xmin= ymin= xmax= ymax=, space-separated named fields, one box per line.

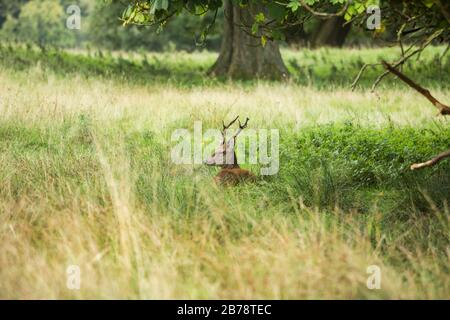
xmin=311 ymin=16 xmax=350 ymax=48
xmin=208 ymin=0 xmax=289 ymax=80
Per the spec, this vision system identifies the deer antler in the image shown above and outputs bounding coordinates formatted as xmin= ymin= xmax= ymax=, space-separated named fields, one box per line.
xmin=222 ymin=116 xmax=239 ymax=131
xmin=220 ymin=116 xmax=250 ymax=148
xmin=230 ymin=117 xmax=250 ymax=142
xmin=221 ymin=115 xmax=240 ymax=145
xmin=239 ymin=117 xmax=250 ymax=129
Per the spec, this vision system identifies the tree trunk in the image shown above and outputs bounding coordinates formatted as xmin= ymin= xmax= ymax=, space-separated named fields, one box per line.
xmin=311 ymin=17 xmax=351 ymax=48
xmin=208 ymin=0 xmax=288 ymax=80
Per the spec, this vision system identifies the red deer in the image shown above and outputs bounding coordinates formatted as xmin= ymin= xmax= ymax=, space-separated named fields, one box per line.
xmin=204 ymin=116 xmax=255 ymax=185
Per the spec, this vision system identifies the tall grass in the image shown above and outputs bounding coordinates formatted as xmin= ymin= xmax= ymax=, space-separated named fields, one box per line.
xmin=0 ymin=47 xmax=449 ymax=299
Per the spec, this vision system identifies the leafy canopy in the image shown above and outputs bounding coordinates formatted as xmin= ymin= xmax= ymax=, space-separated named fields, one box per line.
xmin=119 ymin=0 xmax=449 ymax=81
xmin=120 ymin=0 xmax=449 ymax=42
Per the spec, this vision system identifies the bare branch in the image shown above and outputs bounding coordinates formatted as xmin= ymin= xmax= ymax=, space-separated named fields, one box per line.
xmin=382 ymin=61 xmax=450 ymax=116
xmin=371 ymin=28 xmax=444 ymax=91
xmin=350 ymin=63 xmax=379 ymax=91
xmin=380 ymin=59 xmax=450 ymax=171
xmin=299 ymin=0 xmax=351 ymax=18
xmin=411 ymin=149 xmax=450 ymax=170
xmin=351 ymin=29 xmax=444 ymax=91
xmin=436 ymin=0 xmax=450 ymax=24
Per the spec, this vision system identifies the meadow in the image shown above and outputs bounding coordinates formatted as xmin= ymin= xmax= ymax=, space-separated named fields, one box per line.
xmin=0 ymin=44 xmax=449 ymax=299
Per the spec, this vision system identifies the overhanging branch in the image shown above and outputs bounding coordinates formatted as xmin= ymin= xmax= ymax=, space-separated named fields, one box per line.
xmin=381 ymin=61 xmax=450 ymax=171
xmin=382 ymin=61 xmax=450 ymax=116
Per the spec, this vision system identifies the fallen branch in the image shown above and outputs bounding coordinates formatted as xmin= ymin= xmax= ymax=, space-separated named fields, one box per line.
xmin=411 ymin=149 xmax=450 ymax=170
xmin=381 ymin=61 xmax=450 ymax=170
xmin=382 ymin=61 xmax=450 ymax=116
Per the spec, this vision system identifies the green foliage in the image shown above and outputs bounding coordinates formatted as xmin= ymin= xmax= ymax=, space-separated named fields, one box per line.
xmin=0 ymin=0 xmax=29 ymax=27
xmin=0 ymin=0 xmax=79 ymax=47
xmin=0 ymin=43 xmax=218 ymax=86
xmin=274 ymin=122 xmax=450 ymax=215
xmin=0 ymin=0 xmax=222 ymax=52
xmin=1 ymin=44 xmax=448 ymax=89
xmin=89 ymin=0 xmax=222 ymax=51
xmin=284 ymin=47 xmax=450 ymax=89
xmin=1 ymin=0 xmax=448 ymax=54
xmin=120 ymin=0 xmax=449 ymax=46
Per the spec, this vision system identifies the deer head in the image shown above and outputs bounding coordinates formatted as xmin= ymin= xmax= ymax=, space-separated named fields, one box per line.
xmin=204 ymin=116 xmax=249 ymax=169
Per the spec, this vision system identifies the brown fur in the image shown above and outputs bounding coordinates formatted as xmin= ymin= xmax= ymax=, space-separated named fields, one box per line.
xmin=205 ymin=116 xmax=256 ymax=185
xmin=214 ymin=168 xmax=256 ymax=185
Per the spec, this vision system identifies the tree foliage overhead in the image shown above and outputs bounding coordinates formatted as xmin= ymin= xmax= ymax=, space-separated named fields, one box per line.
xmin=119 ymin=0 xmax=450 ymax=83
xmin=121 ymin=0 xmax=449 ymax=49
xmin=90 ymin=0 xmax=222 ymax=51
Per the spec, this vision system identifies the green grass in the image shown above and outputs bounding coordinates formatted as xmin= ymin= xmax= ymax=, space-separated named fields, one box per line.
xmin=0 ymin=46 xmax=449 ymax=299
xmin=1 ymin=43 xmax=449 ymax=88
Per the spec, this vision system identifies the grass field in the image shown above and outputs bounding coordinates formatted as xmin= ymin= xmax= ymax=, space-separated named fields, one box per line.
xmin=0 ymin=45 xmax=449 ymax=299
